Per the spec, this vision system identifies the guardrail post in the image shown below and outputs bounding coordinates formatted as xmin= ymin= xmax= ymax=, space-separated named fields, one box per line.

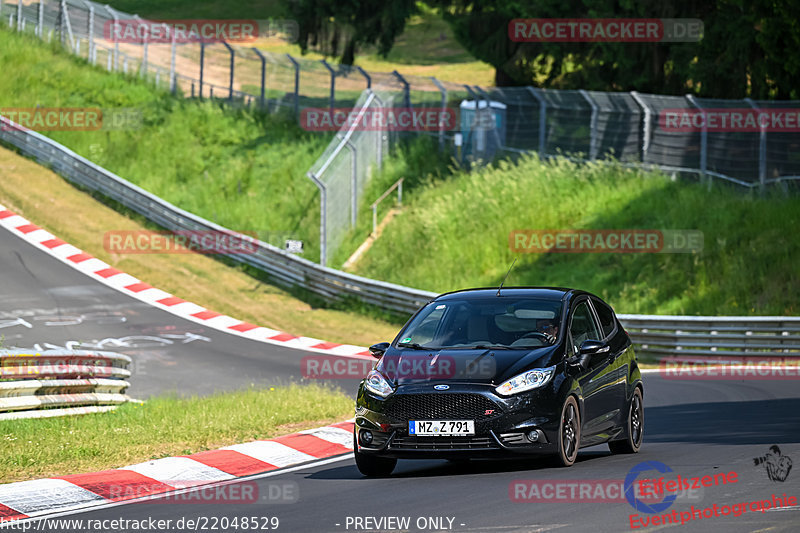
xmin=745 ymin=97 xmax=767 ymax=193
xmin=321 ymin=59 xmax=335 ymax=118
xmin=252 ymin=48 xmax=267 ymax=109
xmin=686 ymin=94 xmax=709 ymax=189
xmin=392 ymin=70 xmax=411 ymax=110
xmin=199 ymin=42 xmax=205 ymax=98
xmin=526 ymin=87 xmax=547 ymax=157
xmin=630 ymin=91 xmax=652 ymax=163
xmin=430 ymin=77 xmax=447 ymax=152
xmin=104 ymin=5 xmax=119 ymax=71
xmin=579 ymin=89 xmax=599 ymax=160
xmin=221 ymin=40 xmax=234 ymax=100
xmin=356 ymin=66 xmax=371 ymax=89
xmin=307 ymin=171 xmax=327 ymax=266
xmin=16 ymin=0 xmax=21 ymax=31
xmin=286 ymin=54 xmax=300 ymax=116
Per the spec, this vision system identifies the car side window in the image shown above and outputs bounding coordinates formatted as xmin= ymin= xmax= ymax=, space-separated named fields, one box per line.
xmin=569 ymin=301 xmax=601 ymax=355
xmin=592 ymin=299 xmax=616 ymax=339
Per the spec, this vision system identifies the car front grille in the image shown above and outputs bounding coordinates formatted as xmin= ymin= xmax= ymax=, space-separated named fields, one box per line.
xmin=390 ymin=435 xmax=499 ymax=450
xmin=383 ymin=393 xmax=501 ymax=422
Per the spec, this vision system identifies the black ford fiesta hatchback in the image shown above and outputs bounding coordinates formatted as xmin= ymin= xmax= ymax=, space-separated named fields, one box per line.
xmin=354 ymin=287 xmax=643 ymax=476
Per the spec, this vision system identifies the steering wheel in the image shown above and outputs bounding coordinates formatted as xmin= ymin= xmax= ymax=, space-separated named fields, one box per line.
xmin=518 ymin=331 xmax=550 ymax=342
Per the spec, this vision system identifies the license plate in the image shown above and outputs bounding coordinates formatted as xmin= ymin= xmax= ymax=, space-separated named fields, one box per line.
xmin=409 ymin=420 xmax=475 ymax=436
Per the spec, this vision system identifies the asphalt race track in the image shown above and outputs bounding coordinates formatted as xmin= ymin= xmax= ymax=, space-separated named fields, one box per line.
xmin=0 ymin=226 xmax=361 ymax=398
xmin=2 ymin=223 xmax=800 ymax=533
xmin=36 ymin=377 xmax=800 ymax=533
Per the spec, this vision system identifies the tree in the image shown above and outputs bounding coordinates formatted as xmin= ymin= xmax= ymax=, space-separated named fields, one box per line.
xmin=432 ymin=0 xmax=800 ymax=99
xmin=285 ymin=0 xmax=417 ymax=65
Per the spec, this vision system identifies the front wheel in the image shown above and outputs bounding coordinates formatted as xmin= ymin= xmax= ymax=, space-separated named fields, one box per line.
xmin=609 ymin=387 xmax=643 ymax=454
xmin=555 ymin=396 xmax=580 ymax=467
xmin=354 ymin=432 xmax=396 ymax=477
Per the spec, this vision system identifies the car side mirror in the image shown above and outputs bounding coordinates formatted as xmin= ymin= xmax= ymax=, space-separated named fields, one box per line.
xmin=579 ymin=339 xmax=610 ymax=359
xmin=369 ymin=342 xmax=390 ymax=359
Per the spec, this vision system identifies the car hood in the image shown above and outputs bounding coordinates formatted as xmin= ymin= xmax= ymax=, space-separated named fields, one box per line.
xmin=377 ymin=345 xmax=561 ymax=386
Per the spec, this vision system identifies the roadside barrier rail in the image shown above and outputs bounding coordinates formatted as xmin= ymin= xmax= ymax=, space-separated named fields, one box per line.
xmin=0 ymin=349 xmax=132 ymax=420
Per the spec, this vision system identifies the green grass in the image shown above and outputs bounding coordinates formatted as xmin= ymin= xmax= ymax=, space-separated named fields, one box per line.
xmin=0 ymin=28 xmax=333 ymax=261
xmin=0 ymin=384 xmax=352 ymax=482
xmin=349 ymin=155 xmax=800 ymax=316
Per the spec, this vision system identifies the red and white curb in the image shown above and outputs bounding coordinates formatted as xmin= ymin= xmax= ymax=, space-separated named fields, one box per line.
xmin=0 ymin=205 xmax=372 ymax=359
xmin=0 ymin=421 xmax=355 ymax=522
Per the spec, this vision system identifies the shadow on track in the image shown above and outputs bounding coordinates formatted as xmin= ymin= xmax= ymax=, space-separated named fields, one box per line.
xmin=645 ymin=398 xmax=800 ymax=445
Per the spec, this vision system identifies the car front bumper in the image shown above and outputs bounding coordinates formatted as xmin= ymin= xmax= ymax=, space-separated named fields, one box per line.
xmin=354 ymin=381 xmax=564 ymax=459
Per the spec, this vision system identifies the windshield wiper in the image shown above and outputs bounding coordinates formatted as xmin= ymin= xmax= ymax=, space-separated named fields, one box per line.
xmin=470 ymin=344 xmax=514 ymax=350
xmin=397 ymin=342 xmax=429 ymax=350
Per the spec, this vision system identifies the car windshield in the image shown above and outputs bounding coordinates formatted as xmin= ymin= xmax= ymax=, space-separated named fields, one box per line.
xmin=396 ymin=297 xmax=563 ymax=350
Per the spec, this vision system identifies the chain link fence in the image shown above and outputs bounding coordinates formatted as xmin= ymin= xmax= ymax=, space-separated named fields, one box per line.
xmin=2 ymin=0 xmax=799 ymax=268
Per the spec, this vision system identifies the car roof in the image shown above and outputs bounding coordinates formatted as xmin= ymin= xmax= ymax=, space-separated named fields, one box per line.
xmin=434 ymin=286 xmax=588 ymax=302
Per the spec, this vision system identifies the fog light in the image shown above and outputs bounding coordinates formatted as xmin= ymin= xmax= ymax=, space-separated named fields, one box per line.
xmin=360 ymin=429 xmax=373 ymax=445
xmin=526 ymin=430 xmax=539 ymax=442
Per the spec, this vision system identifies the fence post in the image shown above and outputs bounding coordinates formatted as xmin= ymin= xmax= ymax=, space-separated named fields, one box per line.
xmin=392 ymin=70 xmax=411 ymax=109
xmin=104 ymin=5 xmax=118 ymax=71
xmin=686 ymin=94 xmax=709 ymax=189
xmin=252 ymin=48 xmax=266 ymax=109
xmin=629 ymin=91 xmax=651 ymax=163
xmin=286 ymin=54 xmax=300 ymax=116
xmin=307 ymin=171 xmax=327 ymax=266
xmin=16 ymin=0 xmax=22 ymax=31
xmin=221 ymin=41 xmax=234 ymax=100
xmin=579 ymin=89 xmax=599 ymax=160
xmin=345 ymin=140 xmax=358 ymax=227
xmin=321 ymin=59 xmax=335 ymax=118
xmin=744 ymin=98 xmax=767 ymax=192
xmin=37 ymin=0 xmax=44 ymax=37
xmin=82 ymin=1 xmax=94 ymax=63
xmin=372 ymin=90 xmax=384 ymax=168
xmin=356 ymin=66 xmax=371 ymax=89
xmin=430 ymin=77 xmax=447 ymax=152
xmin=525 ymin=87 xmax=547 ymax=157
xmin=199 ymin=42 xmax=205 ymax=98
xmin=168 ymin=23 xmax=176 ymax=93
xmin=133 ymin=15 xmax=148 ymax=78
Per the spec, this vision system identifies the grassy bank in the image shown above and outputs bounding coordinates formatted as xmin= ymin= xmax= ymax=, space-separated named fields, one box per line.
xmin=0 ymin=28 xmax=331 ymax=261
xmin=351 ymin=155 xmax=800 ymax=316
xmin=0 ymin=384 xmax=351 ymax=483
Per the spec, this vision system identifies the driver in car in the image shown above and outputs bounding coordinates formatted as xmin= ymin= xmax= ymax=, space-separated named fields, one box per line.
xmin=537 ymin=319 xmax=558 ymax=344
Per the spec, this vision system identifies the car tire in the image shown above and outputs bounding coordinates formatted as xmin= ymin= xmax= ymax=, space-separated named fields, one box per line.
xmin=609 ymin=387 xmax=643 ymax=454
xmin=354 ymin=432 xmax=397 ymax=477
xmin=555 ymin=396 xmax=580 ymax=467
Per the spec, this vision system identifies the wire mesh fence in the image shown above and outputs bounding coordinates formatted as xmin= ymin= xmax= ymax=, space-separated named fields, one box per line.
xmin=1 ymin=0 xmax=799 ymax=268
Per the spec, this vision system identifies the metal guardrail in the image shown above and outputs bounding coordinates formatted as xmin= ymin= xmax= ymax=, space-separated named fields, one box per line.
xmin=0 ymin=114 xmax=436 ymax=316
xmin=0 ymin=349 xmax=132 ymax=420
xmin=618 ymin=314 xmax=800 ymax=360
xmin=1 ymin=115 xmax=798 ymax=359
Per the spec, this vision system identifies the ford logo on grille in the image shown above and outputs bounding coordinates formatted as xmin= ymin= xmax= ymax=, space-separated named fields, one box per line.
xmin=433 ymin=384 xmax=450 ymax=390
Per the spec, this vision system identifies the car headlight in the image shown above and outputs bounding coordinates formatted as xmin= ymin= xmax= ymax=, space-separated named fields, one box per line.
xmin=365 ymin=369 xmax=394 ymax=398
xmin=495 ymin=365 xmax=556 ymax=396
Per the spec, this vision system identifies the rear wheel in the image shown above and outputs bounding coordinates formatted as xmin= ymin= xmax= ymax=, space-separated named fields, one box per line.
xmin=354 ymin=431 xmax=397 ymax=477
xmin=555 ymin=396 xmax=580 ymax=467
xmin=609 ymin=387 xmax=643 ymax=454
